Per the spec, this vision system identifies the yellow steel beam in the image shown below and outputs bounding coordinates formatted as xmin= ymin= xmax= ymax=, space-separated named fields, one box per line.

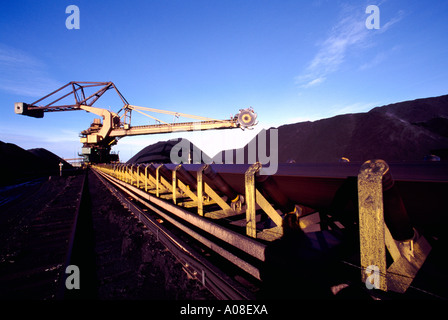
xmin=171 ymin=165 xmax=196 ymax=205
xmin=255 ymin=189 xmax=283 ymax=227
xmin=144 ymin=165 xmax=157 ymax=192
xmin=197 ymin=166 xmax=205 ymax=216
xmin=156 ymin=165 xmax=162 ymax=197
xmin=110 ymin=120 xmax=238 ymax=137
xmin=197 ymin=164 xmax=237 ymax=217
xmin=244 ymin=162 xmax=284 ymax=239
xmin=358 ymin=159 xmax=389 ymax=291
xmin=245 ymin=163 xmax=262 ymax=238
xmin=358 ymin=159 xmax=432 ymax=293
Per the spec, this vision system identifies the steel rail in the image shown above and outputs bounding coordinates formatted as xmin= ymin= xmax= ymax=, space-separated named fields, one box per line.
xmin=91 ymin=168 xmax=256 ymax=300
xmin=55 ymin=171 xmax=88 ymax=299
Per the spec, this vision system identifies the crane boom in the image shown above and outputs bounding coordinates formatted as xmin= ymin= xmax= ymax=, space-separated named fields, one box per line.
xmin=14 ymin=81 xmax=257 ymax=163
xmin=109 ymin=120 xmax=239 ymax=137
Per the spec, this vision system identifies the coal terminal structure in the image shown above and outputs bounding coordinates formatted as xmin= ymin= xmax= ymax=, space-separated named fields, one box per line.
xmin=2 ymin=83 xmax=448 ymax=303
xmin=1 ymin=159 xmax=447 ymax=301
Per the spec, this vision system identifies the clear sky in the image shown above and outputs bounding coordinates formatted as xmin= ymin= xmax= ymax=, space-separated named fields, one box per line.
xmin=1 ymin=0 xmax=447 ymax=161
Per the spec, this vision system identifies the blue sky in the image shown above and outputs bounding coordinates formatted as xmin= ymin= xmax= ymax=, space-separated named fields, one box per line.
xmin=1 ymin=0 xmax=447 ymax=161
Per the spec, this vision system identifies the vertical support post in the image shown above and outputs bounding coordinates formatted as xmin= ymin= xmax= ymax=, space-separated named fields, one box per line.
xmin=245 ymin=162 xmax=262 ymax=238
xmin=358 ymin=159 xmax=389 ymax=291
xmin=59 ymin=162 xmax=63 ymax=177
xmin=130 ymin=164 xmax=134 ymax=185
xmin=197 ymin=165 xmax=206 ymax=216
xmin=156 ymin=165 xmax=161 ymax=198
xmin=136 ymin=164 xmax=140 ymax=188
xmin=145 ymin=164 xmax=149 ymax=192
xmin=172 ymin=165 xmax=180 ymax=204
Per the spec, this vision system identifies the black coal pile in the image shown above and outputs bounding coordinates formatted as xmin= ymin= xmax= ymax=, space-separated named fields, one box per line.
xmin=27 ymin=148 xmax=72 ymax=169
xmin=127 ymin=138 xmax=212 ymax=164
xmin=215 ymin=94 xmax=448 ymax=164
xmin=0 ymin=141 xmax=72 ymax=186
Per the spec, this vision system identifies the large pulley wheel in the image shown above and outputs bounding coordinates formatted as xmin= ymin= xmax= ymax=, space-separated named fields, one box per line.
xmin=237 ymin=108 xmax=257 ymax=129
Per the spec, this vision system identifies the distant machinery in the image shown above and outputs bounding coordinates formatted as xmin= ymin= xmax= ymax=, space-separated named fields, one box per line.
xmin=15 ymin=81 xmax=257 ymax=163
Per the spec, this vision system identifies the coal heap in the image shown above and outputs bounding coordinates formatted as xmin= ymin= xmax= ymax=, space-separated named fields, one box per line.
xmin=27 ymin=148 xmax=72 ymax=169
xmin=0 ymin=141 xmax=72 ymax=186
xmin=215 ymin=94 xmax=448 ymax=163
xmin=127 ymin=138 xmax=212 ymax=164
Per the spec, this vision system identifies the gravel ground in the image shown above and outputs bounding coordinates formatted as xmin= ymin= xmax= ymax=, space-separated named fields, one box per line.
xmin=0 ymin=170 xmax=215 ymax=300
xmin=88 ymin=169 xmax=215 ymax=300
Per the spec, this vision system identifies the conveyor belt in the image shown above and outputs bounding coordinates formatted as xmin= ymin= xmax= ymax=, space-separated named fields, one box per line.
xmin=92 ymin=160 xmax=448 ymax=298
xmin=161 ymin=162 xmax=448 ymax=235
